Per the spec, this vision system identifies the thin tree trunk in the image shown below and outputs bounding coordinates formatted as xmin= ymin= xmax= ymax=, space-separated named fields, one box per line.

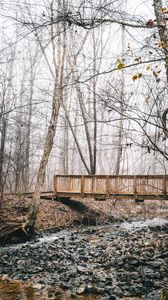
xmin=62 ymin=115 xmax=69 ymax=175
xmin=63 ymin=104 xmax=91 ymax=174
xmin=115 ymin=25 xmax=125 ymax=175
xmin=14 ymin=68 xmax=25 ymax=193
xmin=23 ymin=49 xmax=37 ymax=192
xmin=92 ymin=30 xmax=98 ymax=175
xmin=65 ymin=33 xmax=94 ymax=174
xmin=0 ymin=118 xmax=6 ymax=207
xmin=68 ymin=55 xmax=94 ymax=174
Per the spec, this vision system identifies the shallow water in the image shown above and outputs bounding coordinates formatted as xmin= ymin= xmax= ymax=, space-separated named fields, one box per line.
xmin=0 ymin=217 xmax=167 ymax=300
xmin=120 ymin=217 xmax=168 ymax=230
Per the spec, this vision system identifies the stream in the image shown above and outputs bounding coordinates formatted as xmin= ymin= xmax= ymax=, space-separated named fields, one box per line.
xmin=0 ymin=217 xmax=168 ymax=300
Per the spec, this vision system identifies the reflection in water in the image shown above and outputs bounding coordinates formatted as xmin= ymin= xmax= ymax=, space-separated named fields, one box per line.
xmin=0 ymin=280 xmax=37 ymax=300
xmin=0 ymin=280 xmax=100 ymax=300
xmin=0 ymin=280 xmax=22 ymax=300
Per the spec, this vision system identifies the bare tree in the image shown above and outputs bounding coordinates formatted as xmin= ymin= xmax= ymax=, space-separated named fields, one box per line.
xmin=1 ymin=0 xmax=168 ymax=231
xmin=22 ymin=0 xmax=67 ymax=232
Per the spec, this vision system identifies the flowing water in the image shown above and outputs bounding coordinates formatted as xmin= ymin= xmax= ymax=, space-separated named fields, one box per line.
xmin=0 ymin=217 xmax=167 ymax=300
xmin=120 ymin=217 xmax=168 ymax=230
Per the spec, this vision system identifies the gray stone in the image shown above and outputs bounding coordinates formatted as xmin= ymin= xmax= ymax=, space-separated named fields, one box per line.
xmin=77 ymin=284 xmax=86 ymax=294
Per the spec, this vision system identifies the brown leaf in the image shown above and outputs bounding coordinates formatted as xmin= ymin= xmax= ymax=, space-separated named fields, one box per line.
xmin=146 ymin=19 xmax=154 ymax=28
xmin=132 ymin=75 xmax=138 ymax=81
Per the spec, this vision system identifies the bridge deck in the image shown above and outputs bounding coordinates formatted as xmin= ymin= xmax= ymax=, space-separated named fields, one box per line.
xmin=53 ymin=175 xmax=168 ymax=200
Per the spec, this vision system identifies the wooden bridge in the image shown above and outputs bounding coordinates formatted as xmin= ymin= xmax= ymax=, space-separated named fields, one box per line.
xmin=53 ymin=175 xmax=168 ymax=200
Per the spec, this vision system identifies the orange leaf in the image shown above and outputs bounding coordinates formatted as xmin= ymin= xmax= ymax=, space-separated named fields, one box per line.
xmin=132 ymin=75 xmax=138 ymax=81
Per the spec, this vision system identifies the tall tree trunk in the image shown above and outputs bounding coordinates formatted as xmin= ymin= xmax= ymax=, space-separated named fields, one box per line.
xmin=23 ymin=84 xmax=64 ymax=232
xmin=92 ymin=30 xmax=97 ymax=175
xmin=67 ymin=59 xmax=94 ymax=174
xmin=23 ymin=48 xmax=37 ymax=192
xmin=22 ymin=32 xmax=66 ymax=233
xmin=63 ymin=116 xmax=69 ymax=175
xmin=153 ymin=0 xmax=168 ymax=142
xmin=63 ymin=104 xmax=91 ymax=174
xmin=153 ymin=0 xmax=168 ymax=82
xmin=14 ymin=69 xmax=25 ymax=194
xmin=0 ymin=117 xmax=6 ymax=207
xmin=115 ymin=25 xmax=125 ymax=175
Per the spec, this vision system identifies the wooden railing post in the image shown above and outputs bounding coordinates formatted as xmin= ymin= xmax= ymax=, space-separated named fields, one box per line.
xmin=54 ymin=175 xmax=58 ymax=196
xmin=163 ymin=175 xmax=167 ymax=195
xmin=68 ymin=177 xmax=71 ymax=192
xmin=91 ymin=176 xmax=94 ymax=192
xmin=134 ymin=175 xmax=137 ymax=199
xmin=106 ymin=176 xmax=110 ymax=198
xmin=81 ymin=176 xmax=85 ymax=198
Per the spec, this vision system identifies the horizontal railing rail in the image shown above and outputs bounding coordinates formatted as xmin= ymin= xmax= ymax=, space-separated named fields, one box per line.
xmin=53 ymin=175 xmax=168 ymax=199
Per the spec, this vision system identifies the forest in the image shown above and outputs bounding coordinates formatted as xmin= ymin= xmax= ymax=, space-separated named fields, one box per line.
xmin=0 ymin=0 xmax=168 ymax=299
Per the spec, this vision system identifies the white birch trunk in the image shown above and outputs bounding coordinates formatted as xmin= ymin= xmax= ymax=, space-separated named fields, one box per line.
xmin=23 ymin=31 xmax=66 ymax=232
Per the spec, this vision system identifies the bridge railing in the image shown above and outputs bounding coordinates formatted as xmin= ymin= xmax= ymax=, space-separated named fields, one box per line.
xmin=53 ymin=175 xmax=168 ymax=199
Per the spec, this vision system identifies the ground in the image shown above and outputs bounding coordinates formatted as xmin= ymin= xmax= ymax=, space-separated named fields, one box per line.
xmin=0 ymin=196 xmax=168 ymax=240
xmin=1 ymin=197 xmax=168 ymax=300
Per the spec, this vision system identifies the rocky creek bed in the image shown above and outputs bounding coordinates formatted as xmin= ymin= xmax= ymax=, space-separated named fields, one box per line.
xmin=1 ymin=218 xmax=168 ymax=300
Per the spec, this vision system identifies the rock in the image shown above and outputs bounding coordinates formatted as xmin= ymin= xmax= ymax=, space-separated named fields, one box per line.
xmin=143 ymin=266 xmax=160 ymax=279
xmin=101 ymin=296 xmax=110 ymax=300
xmin=77 ymin=266 xmax=87 ymax=273
xmin=125 ymin=284 xmax=144 ymax=296
xmin=32 ymin=283 xmax=44 ymax=290
xmin=105 ymin=286 xmax=114 ymax=295
xmin=153 ymin=281 xmax=162 ymax=288
xmin=94 ymin=287 xmax=104 ymax=294
xmin=1 ymin=219 xmax=168 ymax=300
xmin=1 ymin=274 xmax=9 ymax=281
xmin=143 ymin=279 xmax=154 ymax=287
xmin=113 ymin=287 xmax=123 ymax=297
xmin=86 ymin=283 xmax=94 ymax=293
xmin=77 ymin=284 xmax=86 ymax=294
xmin=71 ymin=289 xmax=77 ymax=298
